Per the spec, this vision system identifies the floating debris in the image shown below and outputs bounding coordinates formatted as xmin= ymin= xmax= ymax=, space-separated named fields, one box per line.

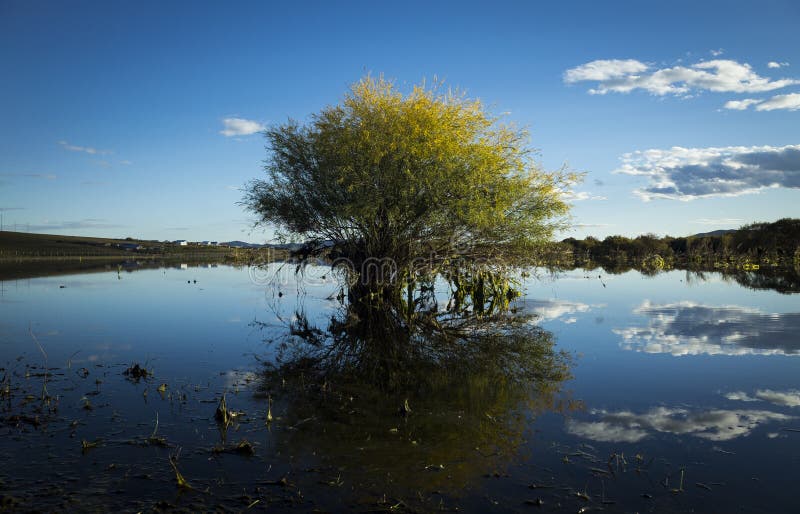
xmin=123 ymin=363 xmax=150 ymax=381
xmin=168 ymin=453 xmax=194 ymax=490
xmin=320 ymin=474 xmax=344 ymax=487
xmin=81 ymin=439 xmax=100 ymax=453
xmin=696 ymin=482 xmax=713 ymax=491
xmin=670 ymin=469 xmax=686 ymax=494
xmin=146 ymin=413 xmax=169 ymax=447
xmin=262 ymin=476 xmax=290 ymax=488
xmin=399 ymin=398 xmax=412 ymax=417
xmin=589 ymin=467 xmax=611 ymax=477
xmin=0 ymin=376 xmax=9 ymax=399
xmin=213 ymin=439 xmax=256 ymax=456
xmin=215 ymin=394 xmax=234 ymax=427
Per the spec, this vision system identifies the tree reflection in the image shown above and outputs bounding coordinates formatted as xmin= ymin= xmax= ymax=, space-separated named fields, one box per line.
xmin=254 ymin=289 xmax=576 ymax=497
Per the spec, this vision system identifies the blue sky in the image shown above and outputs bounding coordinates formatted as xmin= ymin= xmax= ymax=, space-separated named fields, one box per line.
xmin=1 ymin=0 xmax=798 ymax=242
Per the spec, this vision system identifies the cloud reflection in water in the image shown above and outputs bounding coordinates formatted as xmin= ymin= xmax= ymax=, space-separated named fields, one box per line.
xmin=615 ymin=301 xmax=800 ymax=356
xmin=567 ymin=406 xmax=794 ymax=443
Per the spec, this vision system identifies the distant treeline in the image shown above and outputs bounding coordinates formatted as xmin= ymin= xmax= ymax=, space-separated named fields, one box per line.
xmin=0 ymin=230 xmax=287 ymax=265
xmin=551 ymin=218 xmax=800 ymax=272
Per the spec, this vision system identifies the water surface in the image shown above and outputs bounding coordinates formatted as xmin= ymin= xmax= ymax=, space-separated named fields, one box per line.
xmin=1 ymin=264 xmax=798 ymax=512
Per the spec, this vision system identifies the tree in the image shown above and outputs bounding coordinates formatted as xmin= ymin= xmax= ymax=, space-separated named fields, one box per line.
xmin=244 ymin=76 xmax=574 ymax=299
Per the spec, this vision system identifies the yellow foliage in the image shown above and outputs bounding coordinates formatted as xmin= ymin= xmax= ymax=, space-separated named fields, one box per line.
xmin=244 ymin=75 xmax=576 ymax=271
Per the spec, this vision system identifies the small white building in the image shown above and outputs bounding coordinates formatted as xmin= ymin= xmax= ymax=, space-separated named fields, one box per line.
xmin=174 ymin=240 xmax=188 ymax=246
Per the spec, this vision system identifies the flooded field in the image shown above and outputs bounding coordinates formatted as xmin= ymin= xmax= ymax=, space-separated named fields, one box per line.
xmin=1 ymin=263 xmax=799 ymax=512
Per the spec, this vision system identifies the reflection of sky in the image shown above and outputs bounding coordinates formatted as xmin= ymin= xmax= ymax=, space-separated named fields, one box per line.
xmin=3 ymin=266 xmax=800 ymax=451
xmin=519 ymin=269 xmax=800 ymax=425
xmin=567 ymin=406 xmax=794 ymax=442
xmin=518 ymin=298 xmax=596 ymax=323
xmin=615 ymin=300 xmax=800 ymax=356
xmin=726 ymin=389 xmax=800 ymax=408
xmin=0 ymin=265 xmax=338 ymax=375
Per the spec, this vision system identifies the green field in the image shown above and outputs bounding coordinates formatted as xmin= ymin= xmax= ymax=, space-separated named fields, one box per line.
xmin=0 ymin=231 xmax=294 ymax=280
xmin=0 ymin=231 xmax=238 ymax=258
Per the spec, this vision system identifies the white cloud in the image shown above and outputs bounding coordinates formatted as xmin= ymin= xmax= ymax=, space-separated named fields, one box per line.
xmin=725 ymin=391 xmax=758 ymax=402
xmin=615 ymin=143 xmax=800 ymax=201
xmin=567 ymin=406 xmax=794 ymax=443
xmin=520 ymin=299 xmax=593 ymax=323
xmin=768 ymin=61 xmax=789 ymax=69
xmin=755 ymin=390 xmax=800 ymax=407
xmin=727 ymin=389 xmax=800 ymax=408
xmin=220 ymin=117 xmax=265 ymax=137
xmin=58 ymin=140 xmax=112 ymax=155
xmin=723 ymin=98 xmax=762 ymax=110
xmin=756 ymin=92 xmax=800 ymax=111
xmin=567 ymin=418 xmax=648 ymax=443
xmin=690 ymin=218 xmax=743 ymax=225
xmin=724 ymin=92 xmax=800 ymax=112
xmin=710 ymin=49 xmax=725 ymax=57
xmin=565 ymin=58 xmax=798 ymax=97
xmin=615 ymin=301 xmax=800 ymax=356
xmin=563 ymin=59 xmax=649 ymax=83
xmin=561 ymin=190 xmax=607 ymax=201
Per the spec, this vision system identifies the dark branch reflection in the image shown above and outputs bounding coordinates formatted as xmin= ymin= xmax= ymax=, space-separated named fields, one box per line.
xmin=253 ymin=292 xmax=576 ymax=495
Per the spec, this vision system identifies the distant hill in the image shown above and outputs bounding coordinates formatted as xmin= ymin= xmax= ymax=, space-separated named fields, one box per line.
xmin=224 ymin=240 xmax=268 ymax=248
xmin=690 ymin=229 xmax=736 ymax=238
xmin=223 ymin=241 xmax=306 ymax=249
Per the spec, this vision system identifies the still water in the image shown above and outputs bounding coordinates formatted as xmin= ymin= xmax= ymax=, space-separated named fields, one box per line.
xmin=1 ymin=264 xmax=798 ymax=512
